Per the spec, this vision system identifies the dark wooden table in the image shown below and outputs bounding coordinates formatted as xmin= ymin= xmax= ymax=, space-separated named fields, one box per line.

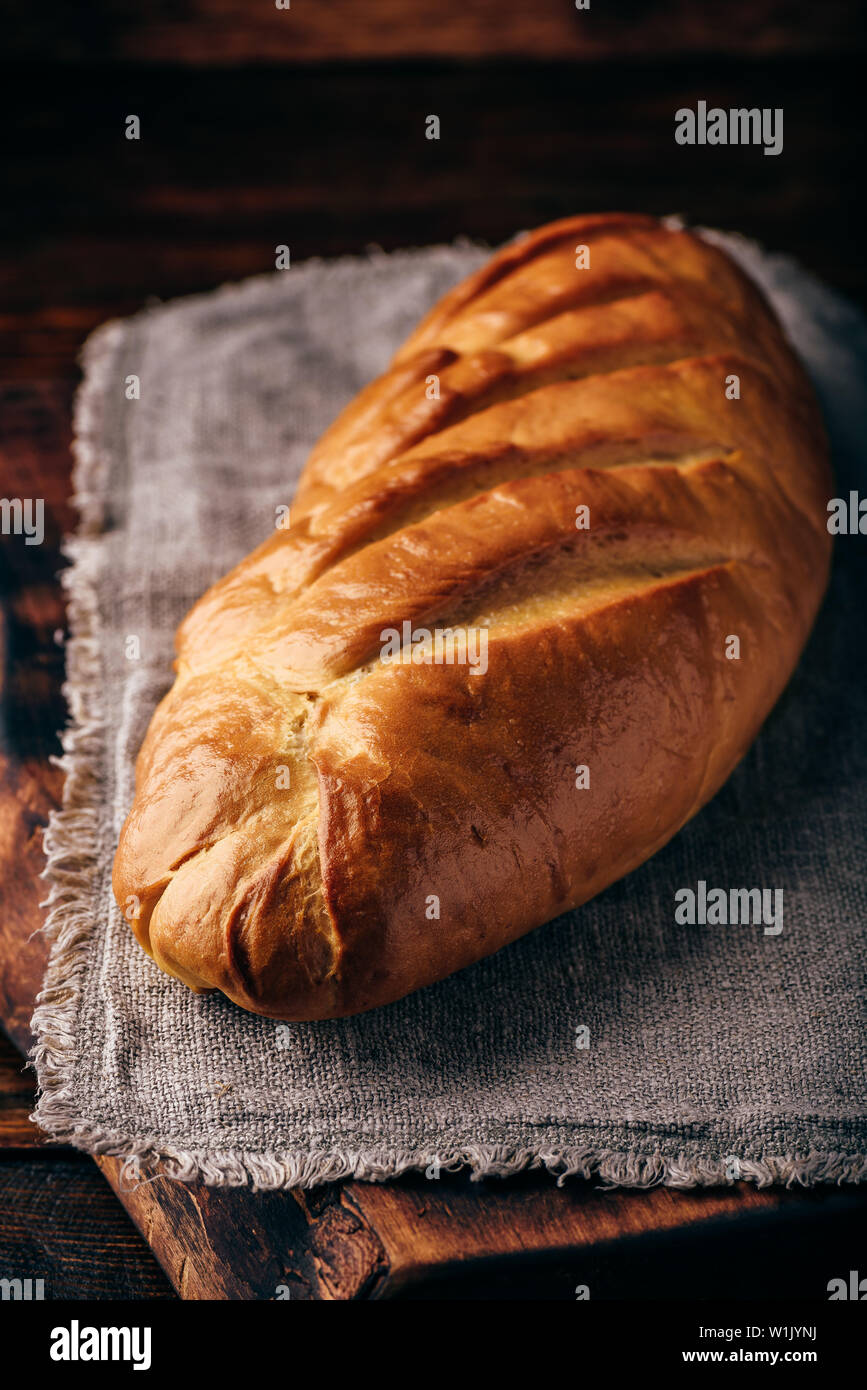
xmin=1 ymin=0 xmax=866 ymax=1298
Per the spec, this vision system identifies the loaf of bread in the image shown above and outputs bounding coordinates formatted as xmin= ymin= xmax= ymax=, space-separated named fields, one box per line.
xmin=113 ymin=213 xmax=832 ymax=1019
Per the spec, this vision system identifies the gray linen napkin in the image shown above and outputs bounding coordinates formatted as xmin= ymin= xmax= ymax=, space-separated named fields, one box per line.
xmin=31 ymin=231 xmax=867 ymax=1188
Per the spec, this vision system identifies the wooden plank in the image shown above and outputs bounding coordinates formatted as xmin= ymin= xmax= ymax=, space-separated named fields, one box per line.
xmin=4 ymin=0 xmax=864 ymax=64
xmin=0 ymin=1157 xmax=176 ymax=1299
xmin=95 ymin=1160 xmax=390 ymax=1300
xmin=0 ymin=1032 xmax=53 ymax=1150
xmin=344 ymin=1177 xmax=867 ymax=1299
xmin=94 ymin=1155 xmax=867 ymax=1300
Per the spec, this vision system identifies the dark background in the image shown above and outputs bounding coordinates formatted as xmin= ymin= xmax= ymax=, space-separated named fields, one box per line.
xmin=2 ymin=0 xmax=867 ymax=381
xmin=1 ymin=0 xmax=865 ymax=1299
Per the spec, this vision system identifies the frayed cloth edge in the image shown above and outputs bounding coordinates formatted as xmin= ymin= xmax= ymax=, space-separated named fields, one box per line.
xmin=29 ymin=312 xmax=119 ymax=1140
xmin=25 ymin=1117 xmax=867 ymax=1193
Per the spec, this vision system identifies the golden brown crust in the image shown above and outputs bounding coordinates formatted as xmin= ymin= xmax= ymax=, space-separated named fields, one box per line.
xmin=112 ymin=214 xmax=832 ymax=1019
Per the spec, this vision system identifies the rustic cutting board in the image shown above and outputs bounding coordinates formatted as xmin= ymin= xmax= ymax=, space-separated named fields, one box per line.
xmin=1 ymin=379 xmax=864 ymax=1299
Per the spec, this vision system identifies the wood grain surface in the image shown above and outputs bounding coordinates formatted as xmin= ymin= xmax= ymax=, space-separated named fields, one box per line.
xmin=1 ymin=58 xmax=866 ymax=385
xmin=3 ymin=0 xmax=864 ymax=64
